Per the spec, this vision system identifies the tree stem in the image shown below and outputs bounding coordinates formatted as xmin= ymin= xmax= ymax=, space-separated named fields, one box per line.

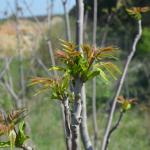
xmin=101 ymin=20 xmax=142 ymax=150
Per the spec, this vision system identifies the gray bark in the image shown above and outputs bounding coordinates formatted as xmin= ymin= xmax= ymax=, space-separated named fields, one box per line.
xmin=101 ymin=20 xmax=142 ymax=150
xmin=80 ymin=85 xmax=93 ymax=150
xmin=105 ymin=111 xmax=124 ymax=150
xmin=71 ymin=77 xmax=83 ymax=150
xmin=76 ymin=0 xmax=84 ymax=47
xmin=1 ymin=78 xmax=22 ymax=108
xmin=36 ymin=58 xmax=51 ymax=76
xmin=0 ymin=58 xmax=12 ymax=80
xmin=74 ymin=1 xmax=93 ymax=150
xmin=63 ymin=98 xmax=72 ymax=150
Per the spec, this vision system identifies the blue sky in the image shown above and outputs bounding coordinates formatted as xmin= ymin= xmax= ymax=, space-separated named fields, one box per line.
xmin=0 ymin=0 xmax=75 ymax=18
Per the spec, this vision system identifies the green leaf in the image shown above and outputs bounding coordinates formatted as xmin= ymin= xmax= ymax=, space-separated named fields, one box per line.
xmin=34 ymin=87 xmax=49 ymax=96
xmin=0 ymin=141 xmax=10 ymax=148
xmin=103 ymin=65 xmax=117 ymax=80
xmin=49 ymin=66 xmax=65 ymax=72
xmin=59 ymin=39 xmax=76 ymax=52
xmin=15 ymin=121 xmax=29 ymax=147
xmin=86 ymin=70 xmax=100 ymax=81
xmin=97 ymin=68 xmax=109 ymax=83
xmin=51 ymin=91 xmax=59 ymax=100
xmin=61 ymin=76 xmax=69 ymax=90
xmin=97 ymin=54 xmax=118 ymax=60
xmin=122 ymin=102 xmax=131 ymax=111
xmin=99 ymin=62 xmax=121 ymax=80
xmin=9 ymin=130 xmax=16 ymax=150
xmin=109 ymin=63 xmax=121 ymax=74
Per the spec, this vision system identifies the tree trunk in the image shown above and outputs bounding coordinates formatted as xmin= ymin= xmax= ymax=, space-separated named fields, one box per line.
xmin=80 ymin=85 xmax=93 ymax=150
xmin=71 ymin=77 xmax=83 ymax=150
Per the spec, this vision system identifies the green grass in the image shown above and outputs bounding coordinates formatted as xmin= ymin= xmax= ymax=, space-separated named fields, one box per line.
xmin=28 ymin=95 xmax=66 ymax=150
xmin=27 ymin=92 xmax=150 ymax=150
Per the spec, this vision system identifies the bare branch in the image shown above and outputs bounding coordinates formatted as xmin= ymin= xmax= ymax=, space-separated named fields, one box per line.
xmin=61 ymin=0 xmax=71 ymax=41
xmin=1 ymin=78 xmax=21 ymax=108
xmin=47 ymin=40 xmax=57 ymax=76
xmin=47 ymin=0 xmax=54 ymax=29
xmin=101 ymin=20 xmax=142 ymax=150
xmin=23 ymin=0 xmax=43 ymax=32
xmin=36 ymin=58 xmax=51 ymax=76
xmin=105 ymin=111 xmax=124 ymax=150
xmin=0 ymin=58 xmax=12 ymax=80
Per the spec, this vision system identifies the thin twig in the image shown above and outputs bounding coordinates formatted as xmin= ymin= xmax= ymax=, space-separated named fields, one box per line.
xmin=36 ymin=58 xmax=51 ymax=76
xmin=101 ymin=20 xmax=142 ymax=150
xmin=15 ymin=0 xmax=26 ymax=100
xmin=105 ymin=111 xmax=124 ymax=150
xmin=0 ymin=58 xmax=12 ymax=80
xmin=1 ymin=78 xmax=21 ymax=108
xmin=61 ymin=0 xmax=71 ymax=41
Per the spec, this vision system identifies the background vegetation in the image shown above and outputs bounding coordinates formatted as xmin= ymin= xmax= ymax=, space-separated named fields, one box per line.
xmin=0 ymin=0 xmax=150 ymax=149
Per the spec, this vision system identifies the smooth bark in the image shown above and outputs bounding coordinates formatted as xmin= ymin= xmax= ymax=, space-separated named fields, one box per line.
xmin=105 ymin=111 xmax=124 ymax=150
xmin=76 ymin=0 xmax=84 ymax=47
xmin=74 ymin=1 xmax=93 ymax=150
xmin=71 ymin=78 xmax=83 ymax=150
xmin=63 ymin=98 xmax=72 ymax=150
xmin=71 ymin=1 xmax=84 ymax=149
xmin=80 ymin=85 xmax=93 ymax=150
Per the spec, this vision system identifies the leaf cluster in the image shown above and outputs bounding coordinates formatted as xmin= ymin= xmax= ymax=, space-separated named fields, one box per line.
xmin=117 ymin=96 xmax=137 ymax=111
xmin=0 ymin=109 xmax=29 ymax=149
xmin=126 ymin=7 xmax=150 ymax=20
xmin=31 ymin=40 xmax=120 ymax=102
xmin=54 ymin=40 xmax=121 ymax=83
xmin=31 ymin=76 xmax=73 ymax=102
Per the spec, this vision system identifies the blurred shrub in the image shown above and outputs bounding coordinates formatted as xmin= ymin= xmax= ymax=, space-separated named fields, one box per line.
xmin=137 ymin=27 xmax=150 ymax=56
